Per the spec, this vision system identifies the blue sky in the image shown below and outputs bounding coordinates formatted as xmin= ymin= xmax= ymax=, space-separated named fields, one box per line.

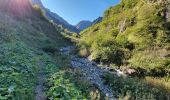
xmin=41 ymin=0 xmax=120 ymax=25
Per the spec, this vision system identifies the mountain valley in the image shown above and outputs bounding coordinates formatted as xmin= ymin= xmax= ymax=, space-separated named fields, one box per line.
xmin=0 ymin=0 xmax=170 ymax=100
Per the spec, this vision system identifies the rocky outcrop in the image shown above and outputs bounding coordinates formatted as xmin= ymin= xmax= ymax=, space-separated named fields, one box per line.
xmin=167 ymin=4 xmax=170 ymax=22
xmin=119 ymin=18 xmax=127 ymax=33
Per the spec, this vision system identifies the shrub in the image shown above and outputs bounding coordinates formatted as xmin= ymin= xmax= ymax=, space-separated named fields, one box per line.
xmin=121 ymin=0 xmax=138 ymax=9
xmin=129 ymin=48 xmax=170 ymax=76
xmin=47 ymin=71 xmax=85 ymax=100
xmin=32 ymin=5 xmax=44 ymax=16
xmin=78 ymin=48 xmax=90 ymax=57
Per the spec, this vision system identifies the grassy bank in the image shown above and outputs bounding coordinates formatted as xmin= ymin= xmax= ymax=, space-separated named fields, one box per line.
xmin=103 ymin=73 xmax=170 ymax=100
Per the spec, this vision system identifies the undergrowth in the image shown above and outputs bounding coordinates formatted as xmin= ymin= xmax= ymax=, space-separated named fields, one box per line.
xmin=0 ymin=42 xmax=39 ymax=100
xmin=42 ymin=52 xmax=102 ymax=100
xmin=103 ymin=73 xmax=170 ymax=100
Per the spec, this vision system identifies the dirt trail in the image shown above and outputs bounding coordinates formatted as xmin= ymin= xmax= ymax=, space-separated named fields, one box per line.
xmin=35 ymin=61 xmax=46 ymax=100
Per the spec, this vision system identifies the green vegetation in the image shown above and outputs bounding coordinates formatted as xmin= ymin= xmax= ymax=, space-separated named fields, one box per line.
xmin=47 ymin=71 xmax=85 ymax=99
xmin=43 ymin=51 xmax=102 ymax=99
xmin=0 ymin=42 xmax=38 ymax=99
xmin=0 ymin=41 xmax=92 ymax=99
xmin=78 ymin=0 xmax=170 ymax=99
xmin=79 ymin=0 xmax=170 ymax=75
xmin=103 ymin=73 xmax=170 ymax=100
xmin=0 ymin=2 xmax=91 ymax=99
xmin=1 ymin=0 xmax=170 ymax=99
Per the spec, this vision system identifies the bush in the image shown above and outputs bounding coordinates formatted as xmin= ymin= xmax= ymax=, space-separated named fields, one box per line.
xmin=121 ymin=0 xmax=138 ymax=9
xmin=86 ymin=33 xmax=125 ymax=64
xmin=47 ymin=71 xmax=85 ymax=100
xmin=78 ymin=48 xmax=90 ymax=57
xmin=32 ymin=5 xmax=44 ymax=16
xmin=129 ymin=48 xmax=170 ymax=76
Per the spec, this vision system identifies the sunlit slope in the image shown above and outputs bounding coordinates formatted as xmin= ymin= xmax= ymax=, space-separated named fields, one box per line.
xmin=0 ymin=0 xmax=69 ymax=48
xmin=0 ymin=0 xmax=70 ymax=99
xmin=79 ymin=0 xmax=170 ymax=75
xmin=0 ymin=0 xmax=33 ymax=16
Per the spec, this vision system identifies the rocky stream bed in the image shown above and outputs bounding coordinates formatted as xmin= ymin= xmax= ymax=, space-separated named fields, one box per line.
xmin=59 ymin=46 xmax=121 ymax=100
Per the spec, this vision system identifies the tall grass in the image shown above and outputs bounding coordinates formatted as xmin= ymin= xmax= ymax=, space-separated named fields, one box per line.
xmin=144 ymin=77 xmax=170 ymax=96
xmin=103 ymin=73 xmax=170 ymax=100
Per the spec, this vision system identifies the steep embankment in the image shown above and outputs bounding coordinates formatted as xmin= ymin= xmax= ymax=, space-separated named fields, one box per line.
xmin=0 ymin=0 xmax=71 ymax=99
xmin=0 ymin=0 xmax=106 ymax=99
xmin=80 ymin=0 xmax=170 ymax=75
xmin=0 ymin=0 xmax=68 ymax=48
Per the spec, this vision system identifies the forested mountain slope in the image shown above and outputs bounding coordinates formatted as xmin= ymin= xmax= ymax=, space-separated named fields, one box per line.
xmin=79 ymin=0 xmax=170 ymax=75
xmin=0 ymin=0 xmax=68 ymax=48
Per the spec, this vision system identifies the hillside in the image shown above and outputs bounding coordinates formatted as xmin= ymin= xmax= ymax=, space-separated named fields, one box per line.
xmin=78 ymin=0 xmax=170 ymax=98
xmin=1 ymin=0 xmax=170 ymax=99
xmin=0 ymin=0 xmax=69 ymax=47
xmin=80 ymin=0 xmax=170 ymax=74
xmin=0 ymin=0 xmax=80 ymax=99
xmin=0 ymin=0 xmax=108 ymax=99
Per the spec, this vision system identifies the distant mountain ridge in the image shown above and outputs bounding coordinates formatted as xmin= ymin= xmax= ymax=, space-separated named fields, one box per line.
xmin=75 ymin=17 xmax=103 ymax=31
xmin=75 ymin=20 xmax=92 ymax=31
xmin=92 ymin=17 xmax=102 ymax=25
xmin=31 ymin=0 xmax=79 ymax=33
xmin=31 ymin=0 xmax=102 ymax=33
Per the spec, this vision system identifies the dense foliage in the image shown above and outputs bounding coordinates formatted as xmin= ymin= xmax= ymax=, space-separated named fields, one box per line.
xmin=47 ymin=71 xmax=86 ymax=99
xmin=79 ymin=0 xmax=170 ymax=75
xmin=0 ymin=42 xmax=38 ymax=99
xmin=43 ymin=52 xmax=101 ymax=99
xmin=0 ymin=1 xmax=87 ymax=99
